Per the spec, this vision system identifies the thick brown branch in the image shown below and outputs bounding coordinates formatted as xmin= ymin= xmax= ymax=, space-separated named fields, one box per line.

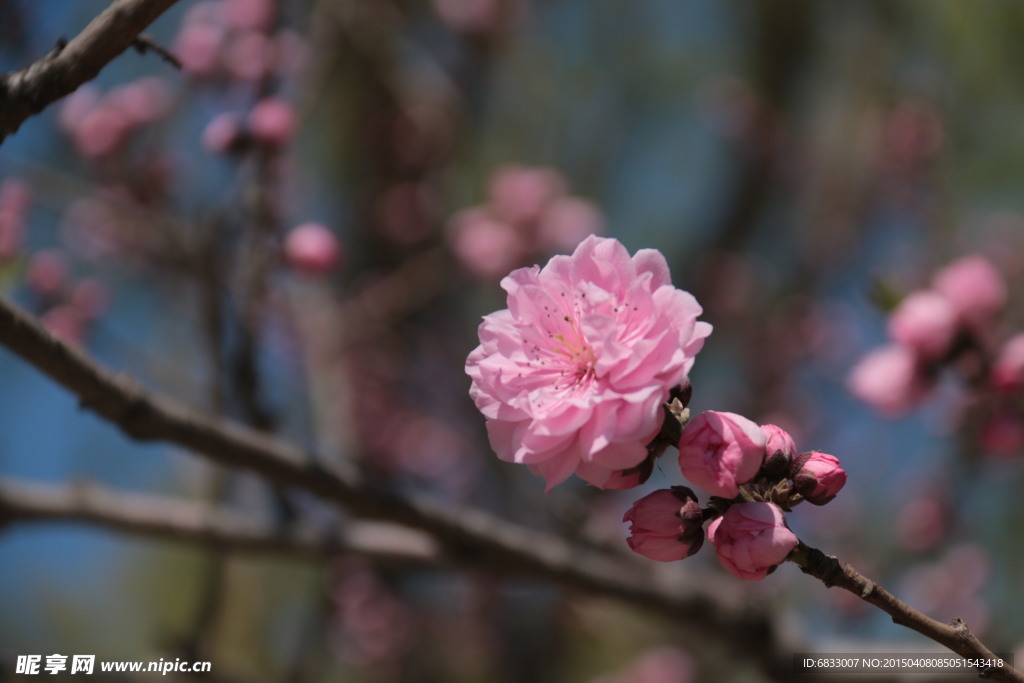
xmin=0 ymin=294 xmax=805 ymax=682
xmin=791 ymin=543 xmax=1024 ymax=682
xmin=0 ymin=478 xmax=436 ymax=563
xmin=0 ymin=0 xmax=181 ymax=144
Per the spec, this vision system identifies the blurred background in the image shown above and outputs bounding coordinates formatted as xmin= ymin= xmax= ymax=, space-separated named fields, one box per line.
xmin=2 ymin=0 xmax=1024 ymax=681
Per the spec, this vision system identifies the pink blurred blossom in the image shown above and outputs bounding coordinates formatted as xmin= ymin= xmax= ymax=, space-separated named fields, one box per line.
xmin=247 ymin=97 xmax=296 ymax=146
xmin=466 ymin=236 xmax=711 ymax=490
xmin=897 ymin=490 xmax=949 ymax=551
xmin=707 ymin=502 xmax=798 ymax=581
xmin=623 ymin=487 xmax=704 ymax=562
xmin=26 ymin=250 xmax=68 ymax=296
xmin=847 ymin=344 xmax=929 ymax=416
xmin=887 ymin=290 xmax=958 ymax=359
xmin=678 ymin=411 xmax=765 ymax=499
xmin=225 ymin=31 xmax=274 ymax=82
xmin=447 ymin=208 xmax=524 ymax=279
xmin=173 ymin=22 xmax=225 ymax=77
xmin=591 ymin=647 xmax=695 ymax=683
xmin=488 ymin=164 xmax=565 ymax=225
xmin=432 ymin=0 xmax=519 ymax=33
xmin=202 ymin=112 xmax=244 ymax=154
xmin=40 ymin=305 xmax=86 ymax=345
xmin=979 ymin=411 xmax=1024 ymax=457
xmin=71 ymin=279 xmax=109 ymax=319
xmin=58 ymin=85 xmax=101 ymax=133
xmin=792 ymin=451 xmax=846 ymax=505
xmin=932 ymin=255 xmax=1006 ymax=328
xmin=74 ymin=104 xmax=131 ymax=158
xmin=538 ymin=197 xmax=603 ymax=252
xmin=222 ymin=0 xmax=275 ymax=31
xmin=107 ymin=77 xmax=173 ymax=127
xmin=285 ymin=223 xmax=341 ymax=274
xmin=991 ymin=334 xmax=1024 ymax=393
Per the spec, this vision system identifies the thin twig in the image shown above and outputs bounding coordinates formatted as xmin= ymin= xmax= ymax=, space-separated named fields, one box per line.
xmin=0 ymin=0 xmax=181 ymax=144
xmin=790 ymin=543 xmax=1024 ymax=682
xmin=131 ymin=33 xmax=182 ymax=69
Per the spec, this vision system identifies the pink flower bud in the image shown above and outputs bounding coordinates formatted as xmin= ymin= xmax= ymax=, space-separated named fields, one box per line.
xmin=847 ymin=344 xmax=929 ymax=416
xmin=247 ymin=97 xmax=296 ymax=146
xmin=678 ymin=411 xmax=765 ymax=498
xmin=623 ymin=487 xmax=704 ymax=562
xmin=991 ymin=334 xmax=1024 ymax=393
xmin=887 ymin=290 xmax=958 ymax=359
xmin=932 ymin=255 xmax=1006 ymax=327
xmin=792 ymin=451 xmax=846 ymax=505
xmin=761 ymin=423 xmax=796 ymax=479
xmin=285 ymin=223 xmax=341 ymax=274
xmin=706 ymin=502 xmax=797 ymax=580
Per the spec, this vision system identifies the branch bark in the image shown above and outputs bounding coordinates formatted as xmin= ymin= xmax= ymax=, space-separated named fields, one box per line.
xmin=0 ymin=477 xmax=437 ymax=563
xmin=0 ymin=294 xmax=805 ymax=681
xmin=791 ymin=543 xmax=1024 ymax=682
xmin=0 ymin=0 xmax=181 ymax=144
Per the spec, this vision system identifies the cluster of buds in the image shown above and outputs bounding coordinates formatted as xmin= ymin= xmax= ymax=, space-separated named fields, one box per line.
xmin=446 ymin=164 xmax=603 ymax=279
xmin=847 ymin=255 xmax=1006 ymax=416
xmin=847 ymin=254 xmax=1024 ymax=456
xmin=623 ymin=410 xmax=846 ymax=580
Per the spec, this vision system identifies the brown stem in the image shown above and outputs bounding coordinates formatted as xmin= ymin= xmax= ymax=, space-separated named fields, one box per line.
xmin=790 ymin=542 xmax=1024 ymax=682
xmin=0 ymin=0 xmax=181 ymax=144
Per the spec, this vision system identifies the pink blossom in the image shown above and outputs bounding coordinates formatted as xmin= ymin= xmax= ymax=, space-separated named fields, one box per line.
xmin=761 ymin=423 xmax=796 ymax=477
xmin=792 ymin=451 xmax=846 ymax=505
xmin=248 ymin=97 xmax=296 ymax=146
xmin=488 ymin=164 xmax=565 ymax=225
xmin=991 ymin=334 xmax=1024 ymax=393
xmin=677 ymin=411 xmax=765 ymax=499
xmin=285 ymin=223 xmax=341 ymax=274
xmin=932 ymin=255 xmax=1006 ymax=327
xmin=706 ymin=502 xmax=798 ymax=581
xmin=623 ymin=488 xmax=703 ymax=562
xmin=466 ymin=236 xmax=711 ymax=489
xmin=847 ymin=344 xmax=929 ymax=416
xmin=887 ymin=290 xmax=958 ymax=359
xmin=447 ymin=208 xmax=525 ymax=279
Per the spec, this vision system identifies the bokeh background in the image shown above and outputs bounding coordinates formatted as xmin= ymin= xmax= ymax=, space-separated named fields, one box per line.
xmin=2 ymin=1 xmax=1024 ymax=681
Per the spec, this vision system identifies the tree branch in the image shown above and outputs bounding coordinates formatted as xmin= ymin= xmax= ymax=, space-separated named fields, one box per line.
xmin=791 ymin=543 xmax=1024 ymax=682
xmin=0 ymin=477 xmax=437 ymax=563
xmin=0 ymin=294 xmax=807 ymax=682
xmin=0 ymin=0 xmax=181 ymax=144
